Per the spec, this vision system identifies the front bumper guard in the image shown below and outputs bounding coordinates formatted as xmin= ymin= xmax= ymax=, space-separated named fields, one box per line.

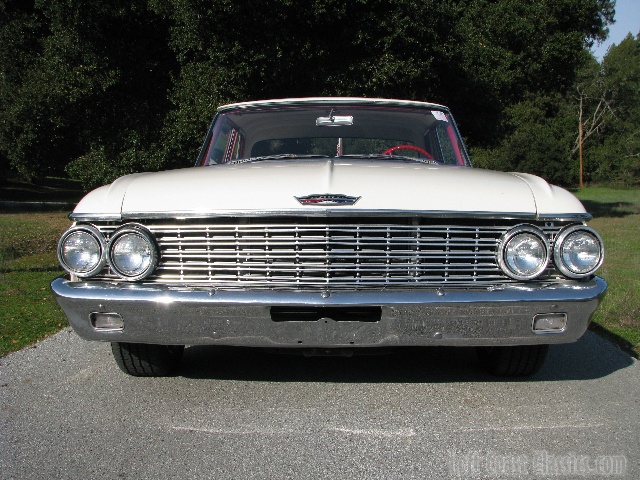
xmin=51 ymin=277 xmax=607 ymax=348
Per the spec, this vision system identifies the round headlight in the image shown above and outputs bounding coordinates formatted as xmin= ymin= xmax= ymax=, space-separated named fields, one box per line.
xmin=554 ymin=225 xmax=604 ymax=278
xmin=57 ymin=226 xmax=106 ymax=277
xmin=498 ymin=226 xmax=549 ymax=280
xmin=108 ymin=226 xmax=158 ymax=280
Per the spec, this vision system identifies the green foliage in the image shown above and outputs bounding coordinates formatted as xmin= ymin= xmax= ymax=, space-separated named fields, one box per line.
xmin=472 ymin=97 xmax=577 ymax=185
xmin=155 ymin=0 xmax=614 ymax=155
xmin=0 ymin=0 xmax=175 ymax=183
xmin=562 ymin=32 xmax=640 ymax=186
xmin=0 ymin=0 xmax=621 ymax=189
xmin=593 ymin=33 xmax=640 ymax=184
xmin=472 ymin=32 xmax=640 ymax=187
xmin=65 ymin=137 xmax=167 ymax=191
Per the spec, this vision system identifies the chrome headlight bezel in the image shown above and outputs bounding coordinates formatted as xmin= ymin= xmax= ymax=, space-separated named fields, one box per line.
xmin=553 ymin=225 xmax=604 ymax=278
xmin=107 ymin=225 xmax=158 ymax=281
xmin=498 ymin=225 xmax=550 ymax=281
xmin=57 ymin=225 xmax=106 ymax=278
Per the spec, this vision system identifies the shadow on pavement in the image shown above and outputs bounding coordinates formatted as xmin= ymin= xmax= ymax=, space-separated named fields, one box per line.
xmin=178 ymin=331 xmax=634 ymax=383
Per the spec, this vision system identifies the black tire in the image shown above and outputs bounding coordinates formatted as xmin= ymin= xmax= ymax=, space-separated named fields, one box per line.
xmin=476 ymin=344 xmax=548 ymax=377
xmin=111 ymin=342 xmax=184 ymax=377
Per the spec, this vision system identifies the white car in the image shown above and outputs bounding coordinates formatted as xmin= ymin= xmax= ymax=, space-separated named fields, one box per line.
xmin=52 ymin=98 xmax=606 ymax=377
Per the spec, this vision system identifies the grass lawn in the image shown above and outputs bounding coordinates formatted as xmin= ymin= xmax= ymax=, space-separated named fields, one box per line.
xmin=574 ymin=187 xmax=640 ymax=356
xmin=0 ymin=212 xmax=71 ymax=355
xmin=0 ymin=186 xmax=638 ymax=357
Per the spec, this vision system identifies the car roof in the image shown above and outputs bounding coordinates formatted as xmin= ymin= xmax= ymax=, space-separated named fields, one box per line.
xmin=217 ymin=97 xmax=448 ymax=112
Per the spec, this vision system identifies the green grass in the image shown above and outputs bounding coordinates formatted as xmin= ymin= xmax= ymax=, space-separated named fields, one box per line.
xmin=574 ymin=187 xmax=640 ymax=356
xmin=0 ymin=212 xmax=71 ymax=356
xmin=1 ymin=187 xmax=638 ymax=357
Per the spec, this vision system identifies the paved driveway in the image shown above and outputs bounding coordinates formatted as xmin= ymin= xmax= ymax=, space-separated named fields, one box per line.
xmin=1 ymin=328 xmax=638 ymax=479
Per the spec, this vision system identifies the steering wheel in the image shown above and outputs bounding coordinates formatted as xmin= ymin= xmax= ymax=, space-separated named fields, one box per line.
xmin=382 ymin=145 xmax=433 ymax=159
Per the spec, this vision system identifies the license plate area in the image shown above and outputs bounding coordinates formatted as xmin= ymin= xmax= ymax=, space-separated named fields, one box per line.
xmin=270 ymin=306 xmax=382 ymax=323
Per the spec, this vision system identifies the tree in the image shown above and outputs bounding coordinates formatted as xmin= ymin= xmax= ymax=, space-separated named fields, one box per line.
xmin=593 ymin=32 xmax=640 ymax=184
xmin=0 ymin=0 xmax=47 ymax=177
xmin=471 ymin=96 xmax=577 ymax=186
xmin=0 ymin=0 xmax=175 ymax=185
xmin=0 ymin=0 xmax=616 ymax=188
xmin=570 ymin=32 xmax=640 ymax=185
xmin=152 ymin=0 xmax=614 ymax=169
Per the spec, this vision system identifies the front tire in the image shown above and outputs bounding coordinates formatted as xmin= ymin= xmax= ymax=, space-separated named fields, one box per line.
xmin=476 ymin=345 xmax=548 ymax=377
xmin=111 ymin=342 xmax=184 ymax=376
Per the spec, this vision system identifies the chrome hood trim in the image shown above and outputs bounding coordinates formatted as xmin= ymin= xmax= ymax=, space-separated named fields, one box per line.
xmin=70 ymin=210 xmax=591 ymax=222
xmin=71 ymin=160 xmax=588 ymax=219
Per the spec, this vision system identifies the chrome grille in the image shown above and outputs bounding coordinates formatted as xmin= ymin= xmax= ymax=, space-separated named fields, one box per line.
xmin=94 ymin=220 xmax=563 ymax=289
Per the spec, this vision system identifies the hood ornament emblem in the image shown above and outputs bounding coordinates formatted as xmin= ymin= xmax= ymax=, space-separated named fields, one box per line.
xmin=295 ymin=194 xmax=361 ymax=206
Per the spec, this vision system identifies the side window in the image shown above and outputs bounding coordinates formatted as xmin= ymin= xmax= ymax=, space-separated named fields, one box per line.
xmin=205 ymin=118 xmax=244 ymax=164
xmin=425 ymin=122 xmax=464 ymax=165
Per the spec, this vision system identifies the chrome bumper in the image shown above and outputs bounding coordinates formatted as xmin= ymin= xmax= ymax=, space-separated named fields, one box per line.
xmin=51 ymin=277 xmax=607 ymax=348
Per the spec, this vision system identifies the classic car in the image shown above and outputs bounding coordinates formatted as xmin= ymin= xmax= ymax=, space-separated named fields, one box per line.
xmin=51 ymin=97 xmax=606 ymax=377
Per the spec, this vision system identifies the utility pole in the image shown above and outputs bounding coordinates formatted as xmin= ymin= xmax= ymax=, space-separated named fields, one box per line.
xmin=578 ymin=95 xmax=584 ymax=188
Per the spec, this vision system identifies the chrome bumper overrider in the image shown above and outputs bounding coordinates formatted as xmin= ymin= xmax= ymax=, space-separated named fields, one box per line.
xmin=51 ymin=277 xmax=607 ymax=347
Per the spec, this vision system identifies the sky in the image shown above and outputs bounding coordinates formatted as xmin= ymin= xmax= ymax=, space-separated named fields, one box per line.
xmin=591 ymin=0 xmax=640 ymax=61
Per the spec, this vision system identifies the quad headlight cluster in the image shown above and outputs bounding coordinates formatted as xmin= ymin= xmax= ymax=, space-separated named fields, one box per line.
xmin=498 ymin=224 xmax=604 ymax=280
xmin=58 ymin=224 xmax=158 ymax=281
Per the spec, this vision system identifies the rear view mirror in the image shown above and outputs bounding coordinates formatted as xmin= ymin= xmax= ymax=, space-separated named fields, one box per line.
xmin=316 ymin=115 xmax=353 ymax=127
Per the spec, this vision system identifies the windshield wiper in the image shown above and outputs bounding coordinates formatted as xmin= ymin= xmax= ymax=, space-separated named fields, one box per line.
xmin=227 ymin=154 xmax=327 ymax=165
xmin=337 ymin=154 xmax=441 ymax=165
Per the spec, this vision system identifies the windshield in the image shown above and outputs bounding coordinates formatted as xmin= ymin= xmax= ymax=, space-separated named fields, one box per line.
xmin=198 ymin=105 xmax=470 ymax=166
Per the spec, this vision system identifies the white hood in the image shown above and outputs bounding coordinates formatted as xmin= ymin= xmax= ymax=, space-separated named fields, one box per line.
xmin=73 ymin=160 xmax=586 ymax=218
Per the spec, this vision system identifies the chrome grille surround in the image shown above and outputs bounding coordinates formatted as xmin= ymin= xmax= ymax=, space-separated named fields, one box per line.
xmin=89 ymin=217 xmax=568 ymax=289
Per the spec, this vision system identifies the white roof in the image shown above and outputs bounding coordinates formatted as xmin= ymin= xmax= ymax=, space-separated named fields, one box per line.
xmin=217 ymin=97 xmax=448 ymax=112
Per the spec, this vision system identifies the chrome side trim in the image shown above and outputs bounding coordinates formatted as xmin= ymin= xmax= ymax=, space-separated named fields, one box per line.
xmin=70 ymin=210 xmax=591 ymax=222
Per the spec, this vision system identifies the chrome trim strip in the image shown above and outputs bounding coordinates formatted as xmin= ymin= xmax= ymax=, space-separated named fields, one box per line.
xmin=51 ymin=276 xmax=607 ymax=304
xmin=70 ymin=210 xmax=591 ymax=222
xmin=70 ymin=213 xmax=122 ymax=222
xmin=538 ymin=213 xmax=591 ymax=221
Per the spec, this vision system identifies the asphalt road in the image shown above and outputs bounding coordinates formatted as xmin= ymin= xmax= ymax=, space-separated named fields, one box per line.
xmin=1 ymin=329 xmax=638 ymax=479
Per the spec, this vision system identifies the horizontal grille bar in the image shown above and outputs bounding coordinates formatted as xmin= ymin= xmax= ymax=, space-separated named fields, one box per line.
xmin=93 ymin=220 xmax=564 ymax=289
